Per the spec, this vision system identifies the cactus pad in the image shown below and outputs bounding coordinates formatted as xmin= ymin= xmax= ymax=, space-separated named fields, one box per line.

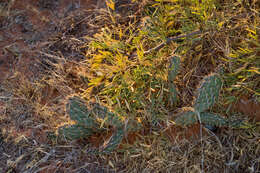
xmin=174 ymin=109 xmax=197 ymax=126
xmin=194 ymin=74 xmax=222 ymax=112
xmin=169 ymin=83 xmax=178 ymax=105
xmin=99 ymin=127 xmax=125 ymax=154
xmin=67 ymin=96 xmax=98 ymax=128
xmin=227 ymin=119 xmax=247 ymax=128
xmin=59 ymin=96 xmax=126 ymax=153
xmin=168 ymin=56 xmax=180 ymax=105
xmin=91 ymin=103 xmax=123 ymax=128
xmin=199 ymin=112 xmax=228 ymax=127
xmin=59 ymin=124 xmax=94 ymax=140
xmin=168 ymin=56 xmax=180 ymax=83
xmin=174 ymin=110 xmax=245 ymax=129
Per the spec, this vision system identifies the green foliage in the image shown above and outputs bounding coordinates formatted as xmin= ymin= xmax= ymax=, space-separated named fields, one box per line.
xmin=59 ymin=96 xmax=125 ymax=153
xmin=174 ymin=111 xmax=246 ymax=129
xmin=98 ymin=127 xmax=125 ymax=154
xmin=174 ymin=108 xmax=197 ymax=126
xmin=82 ymin=0 xmax=229 ymax=122
xmin=84 ymin=18 xmax=174 ymax=122
xmin=168 ymin=56 xmax=180 ymax=105
xmin=194 ymin=74 xmax=222 ymax=112
xmin=66 ymin=97 xmax=98 ymax=129
xmin=199 ymin=112 xmax=228 ymax=127
xmin=173 ymin=73 xmax=245 ymax=129
xmin=59 ymin=0 xmax=257 ymax=153
xmin=91 ymin=103 xmax=124 ymax=128
xmin=59 ymin=124 xmax=94 ymax=140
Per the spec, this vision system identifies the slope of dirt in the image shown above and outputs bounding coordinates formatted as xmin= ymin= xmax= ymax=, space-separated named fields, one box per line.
xmin=0 ymin=0 xmax=97 ymax=82
xmin=0 ymin=0 xmax=99 ymax=172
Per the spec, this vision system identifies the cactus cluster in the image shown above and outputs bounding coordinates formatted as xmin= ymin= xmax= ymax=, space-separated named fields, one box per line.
xmin=172 ymin=72 xmax=245 ymax=129
xmin=59 ymin=96 xmax=125 ymax=154
xmin=58 ymin=56 xmax=245 ymax=154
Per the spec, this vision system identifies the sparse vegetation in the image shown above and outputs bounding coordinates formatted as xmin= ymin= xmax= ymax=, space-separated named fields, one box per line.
xmin=0 ymin=0 xmax=259 ymax=172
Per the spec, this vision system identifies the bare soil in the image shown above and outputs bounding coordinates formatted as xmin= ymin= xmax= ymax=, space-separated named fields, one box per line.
xmin=0 ymin=0 xmax=98 ymax=82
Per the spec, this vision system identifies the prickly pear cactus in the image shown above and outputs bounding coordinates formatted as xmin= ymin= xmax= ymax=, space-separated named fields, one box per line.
xmin=174 ymin=108 xmax=228 ymax=127
xmin=194 ymin=73 xmax=222 ymax=112
xmin=168 ymin=56 xmax=180 ymax=83
xmin=66 ymin=97 xmax=98 ymax=128
xmin=99 ymin=127 xmax=125 ymax=154
xmin=91 ymin=103 xmax=123 ymax=128
xmin=174 ymin=111 xmax=244 ymax=129
xmin=174 ymin=108 xmax=197 ymax=126
xmin=172 ymin=72 xmax=245 ymax=129
xmin=168 ymin=56 xmax=180 ymax=105
xmin=59 ymin=96 xmax=125 ymax=153
xmin=202 ymin=113 xmax=248 ymax=129
xmin=59 ymin=124 xmax=94 ymax=140
xmin=199 ymin=112 xmax=228 ymax=127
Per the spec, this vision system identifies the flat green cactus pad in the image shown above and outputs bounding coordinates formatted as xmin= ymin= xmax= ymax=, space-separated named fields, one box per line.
xmin=174 ymin=110 xmax=245 ymax=129
xmin=91 ymin=104 xmax=123 ymax=128
xmin=168 ymin=56 xmax=180 ymax=105
xmin=67 ymin=96 xmax=98 ymax=128
xmin=59 ymin=96 xmax=126 ymax=154
xmin=99 ymin=127 xmax=125 ymax=154
xmin=59 ymin=124 xmax=94 ymax=140
xmin=168 ymin=56 xmax=180 ymax=83
xmin=194 ymin=74 xmax=222 ymax=112
xmin=169 ymin=83 xmax=178 ymax=105
xmin=174 ymin=109 xmax=197 ymax=126
xmin=199 ymin=112 xmax=228 ymax=127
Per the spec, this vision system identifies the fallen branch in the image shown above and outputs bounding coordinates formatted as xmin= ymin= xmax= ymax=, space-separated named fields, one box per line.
xmin=143 ymin=29 xmax=204 ymax=56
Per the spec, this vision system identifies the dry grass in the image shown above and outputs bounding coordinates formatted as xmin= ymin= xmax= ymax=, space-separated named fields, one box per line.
xmin=0 ymin=0 xmax=259 ymax=172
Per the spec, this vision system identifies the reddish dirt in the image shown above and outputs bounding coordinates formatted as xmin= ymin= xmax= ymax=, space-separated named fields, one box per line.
xmin=0 ymin=1 xmax=100 ymax=172
xmin=0 ymin=0 xmax=99 ymax=130
xmin=231 ymin=95 xmax=260 ymax=122
xmin=164 ymin=124 xmax=201 ymax=142
xmin=0 ymin=0 xmax=97 ymax=83
xmin=88 ymin=131 xmax=142 ymax=149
